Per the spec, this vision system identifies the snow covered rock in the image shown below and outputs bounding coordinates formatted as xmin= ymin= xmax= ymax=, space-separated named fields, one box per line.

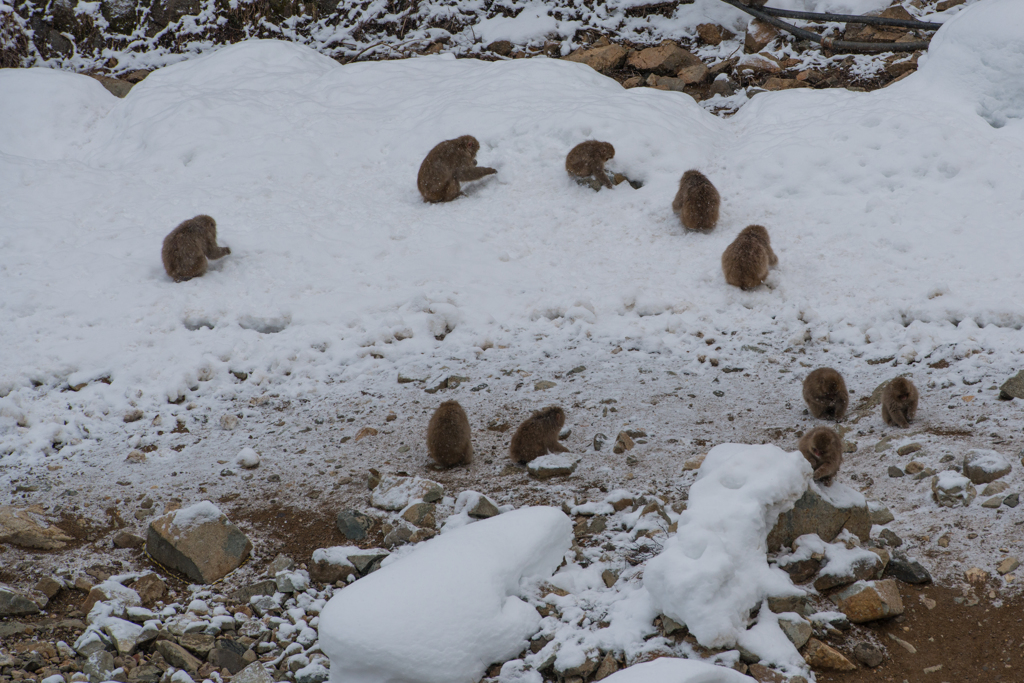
xmin=0 ymin=505 xmax=74 ymax=549
xmin=235 ymin=447 xmax=260 ymax=469
xmin=318 ymin=507 xmax=571 ymax=683
xmin=146 ymin=501 xmax=252 ymax=583
xmin=999 ymin=370 xmax=1024 ymax=400
xmin=369 ymin=475 xmax=443 ymax=511
xmin=931 ymin=471 xmax=977 ymax=507
xmin=963 ymin=449 xmax=1011 ymax=484
xmin=645 ymin=443 xmax=810 ymax=667
xmin=597 ymin=657 xmax=752 ymax=683
xmin=831 ymin=580 xmax=904 ymax=623
xmin=527 ymin=453 xmax=580 ymax=479
xmin=767 ymin=481 xmax=870 ymax=552
xmin=310 ymin=547 xmax=358 ymax=584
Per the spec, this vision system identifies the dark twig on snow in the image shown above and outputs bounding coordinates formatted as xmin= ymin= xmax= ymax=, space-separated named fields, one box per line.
xmin=719 ymin=0 xmax=934 ymax=54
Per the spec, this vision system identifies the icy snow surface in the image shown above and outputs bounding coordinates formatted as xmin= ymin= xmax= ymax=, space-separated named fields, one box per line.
xmin=318 ymin=506 xmax=572 ymax=683
xmin=597 ymin=656 xmax=752 ymax=683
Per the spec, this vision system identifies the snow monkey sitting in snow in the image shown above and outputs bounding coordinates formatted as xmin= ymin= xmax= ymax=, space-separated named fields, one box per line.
xmin=802 ymin=367 xmax=849 ymax=421
xmin=161 ymin=214 xmax=231 ymax=282
xmin=721 ymin=224 xmax=777 ymax=290
xmin=672 ymin=170 xmax=720 ymax=231
xmin=881 ymin=376 xmax=919 ymax=428
xmin=565 ymin=140 xmax=616 ymax=190
xmin=798 ymin=426 xmax=843 ymax=486
xmin=510 ymin=406 xmax=569 ymax=465
xmin=426 ymin=400 xmax=473 ymax=468
xmin=417 ymin=135 xmax=497 ymax=203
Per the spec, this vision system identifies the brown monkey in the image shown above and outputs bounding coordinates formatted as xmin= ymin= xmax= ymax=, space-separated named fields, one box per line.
xmin=426 ymin=400 xmax=472 ymax=468
xmin=417 ymin=135 xmax=497 ymax=203
xmin=161 ymin=215 xmax=230 ymax=282
xmin=881 ymin=377 xmax=919 ymax=428
xmin=510 ymin=406 xmax=569 ymax=465
xmin=721 ymin=224 xmax=777 ymax=290
xmin=566 ymin=141 xmax=616 ymax=189
xmin=672 ymin=170 xmax=720 ymax=231
xmin=803 ymin=368 xmax=849 ymax=421
xmin=798 ymin=426 xmax=843 ymax=486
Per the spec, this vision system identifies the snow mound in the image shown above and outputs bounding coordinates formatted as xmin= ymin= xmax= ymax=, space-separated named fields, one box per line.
xmin=644 ymin=444 xmax=809 ymax=663
xmin=597 ymin=657 xmax=752 ymax=683
xmin=318 ymin=507 xmax=572 ymax=683
xmin=169 ymin=500 xmax=224 ymax=530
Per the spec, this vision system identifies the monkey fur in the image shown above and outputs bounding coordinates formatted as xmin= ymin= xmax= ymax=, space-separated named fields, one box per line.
xmin=802 ymin=367 xmax=849 ymax=421
xmin=798 ymin=426 xmax=843 ymax=486
xmin=426 ymin=400 xmax=473 ymax=468
xmin=161 ymin=214 xmax=230 ymax=282
xmin=721 ymin=224 xmax=778 ymax=290
xmin=566 ymin=141 xmax=616 ymax=189
xmin=417 ymin=135 xmax=497 ymax=203
xmin=510 ymin=406 xmax=569 ymax=465
xmin=881 ymin=376 xmax=919 ymax=428
xmin=672 ymin=170 xmax=720 ymax=231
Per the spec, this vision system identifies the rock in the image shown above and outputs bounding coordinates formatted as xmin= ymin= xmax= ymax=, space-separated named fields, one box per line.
xmin=562 ymin=656 xmax=599 ymax=679
xmin=534 ymin=380 xmax=556 ymax=391
xmin=348 ymin=550 xmax=389 ymax=575
xmin=126 ymin=450 xmax=147 ymax=463
xmin=810 ymin=611 xmax=850 ymax=632
xmin=230 ymin=580 xmax=276 ymax=605
xmin=999 ymin=370 xmax=1024 ymax=400
xmin=887 ymin=466 xmax=904 ymax=478
xmin=232 ymin=662 xmax=275 ymax=683
xmin=593 ymin=653 xmax=619 ymax=680
xmin=626 ymin=42 xmax=702 ymax=74
xmin=275 ymin=569 xmax=309 ymax=593
xmin=128 ymin=664 xmax=161 ymax=682
xmin=124 ymin=409 xmax=144 ymax=423
xmin=696 ymin=23 xmax=733 ymax=46
xmin=268 ymin=554 xmax=294 ymax=575
xmin=997 ymin=557 xmax=1020 ymax=575
xmin=778 ymin=613 xmax=812 ymax=649
xmin=149 ymin=0 xmax=199 ymax=27
xmin=778 ymin=556 xmax=821 ymax=584
xmin=383 ymin=525 xmax=412 ymax=548
xmin=931 ymin=471 xmax=977 ymax=507
xmin=832 ymin=580 xmax=904 ymax=623
xmin=249 ymin=595 xmax=278 ymax=617
xmin=131 ymin=574 xmax=166 ymax=605
xmin=85 ymin=650 xmax=116 ymax=682
xmin=354 ymin=427 xmax=378 ymax=442
xmin=745 ymin=19 xmax=780 ymax=53
xmin=310 ymin=547 xmax=357 ymax=584
xmin=220 ymin=414 xmax=238 ymax=430
xmin=897 ymin=443 xmax=923 ymax=456
xmin=613 ymin=432 xmax=635 ymax=454
xmin=335 ymin=509 xmax=374 ymax=540
xmin=982 ymin=496 xmax=1003 ymax=508
xmin=527 ymin=453 xmax=580 ymax=479
xmin=156 ymin=641 xmax=202 ymax=674
xmin=103 ymin=617 xmax=144 ymax=655
xmin=746 ymin=663 xmax=788 ymax=682
xmin=0 ymin=505 xmax=74 ymax=549
xmin=401 ymin=502 xmax=436 ymax=528
xmin=179 ymin=633 xmax=216 ymax=657
xmin=878 ymin=528 xmax=903 ymax=548
xmin=982 ymin=480 xmax=1010 ymax=496
xmin=89 ymin=74 xmax=134 ymax=98
xmin=965 ymin=566 xmax=988 ymax=584
xmin=885 ymin=553 xmax=931 ymax=585
xmin=0 ymin=584 xmax=43 ymax=616
xmin=1005 ymin=493 xmax=1020 ymax=508
xmin=767 ymin=484 xmax=870 ymax=551
xmin=767 ymin=594 xmax=812 ymax=616
xmin=736 ymin=54 xmax=780 ymax=77
xmin=113 ymin=531 xmax=145 ymax=549
xmin=709 ymin=76 xmax=737 ymax=98
xmin=370 ymin=475 xmax=443 ymax=511
xmin=814 ymin=550 xmax=883 ymax=591
xmin=367 ymin=468 xmax=381 ymax=489
xmin=762 ymin=78 xmax=809 ymax=91
xmin=853 ymin=642 xmax=885 ymax=668
xmin=802 ymin=638 xmax=856 ymax=671
xmin=208 ymin=639 xmax=248 ymax=674
xmin=593 ymin=433 xmax=607 ymax=451
xmin=868 ymin=502 xmax=894 ymax=525
xmin=903 ymin=461 xmax=924 ymax=474
xmin=82 ymin=580 xmax=140 ymax=615
xmin=34 ymin=576 xmax=62 ymax=599
xmin=486 ymin=40 xmax=513 ymax=56
xmin=146 ymin=501 xmax=252 ymax=584
xmin=963 ymin=449 xmax=1011 ymax=484
xmin=564 ymin=44 xmax=629 ymax=73
xmin=468 ymin=496 xmax=500 ymax=518
xmin=646 ymin=75 xmax=694 ymax=94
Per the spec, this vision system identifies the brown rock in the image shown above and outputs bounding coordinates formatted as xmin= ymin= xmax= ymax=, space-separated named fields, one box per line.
xmin=0 ymin=505 xmax=74 ymax=549
xmin=762 ymin=78 xmax=810 ymax=91
xmin=565 ymin=44 xmax=630 ymax=73
xmin=400 ymin=502 xmax=436 ymax=528
xmin=696 ymin=23 xmax=733 ymax=46
xmin=831 ymin=579 xmax=904 ymax=623
xmin=676 ymin=63 xmax=709 ymax=84
xmin=486 ymin=40 xmax=513 ymax=56
xmin=814 ymin=551 xmax=883 ymax=591
xmin=113 ymin=531 xmax=145 ymax=549
xmin=937 ymin=0 xmax=965 ymax=9
xmin=736 ymin=55 xmax=780 ymax=77
xmin=88 ymin=74 xmax=134 ymax=98
xmin=803 ymin=638 xmax=856 ymax=671
xmin=747 ymin=663 xmax=787 ymax=682
xmin=745 ymin=19 xmax=780 ymax=53
xmin=626 ymin=43 xmax=702 ymax=75
xmin=156 ymin=640 xmax=202 ymax=674
xmin=81 ymin=582 xmax=140 ymax=615
xmin=354 ymin=427 xmax=378 ymax=442
xmin=146 ymin=501 xmax=252 ymax=584
xmin=593 ymin=653 xmax=619 ymax=680
xmin=34 ymin=576 xmax=62 ymax=599
xmin=131 ymin=573 xmax=167 ymax=605
xmin=613 ymin=432 xmax=635 ymax=454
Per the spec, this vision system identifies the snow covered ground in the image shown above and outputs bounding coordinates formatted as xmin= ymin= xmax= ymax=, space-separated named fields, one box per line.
xmin=1 ymin=0 xmax=1024 ymax=680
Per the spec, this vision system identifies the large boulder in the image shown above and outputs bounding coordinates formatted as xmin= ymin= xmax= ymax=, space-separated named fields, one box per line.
xmin=768 ymin=483 xmax=870 ymax=552
xmin=0 ymin=505 xmax=74 ymax=549
xmin=146 ymin=501 xmax=252 ymax=583
xmin=999 ymin=370 xmax=1024 ymax=400
xmin=963 ymin=449 xmax=1011 ymax=484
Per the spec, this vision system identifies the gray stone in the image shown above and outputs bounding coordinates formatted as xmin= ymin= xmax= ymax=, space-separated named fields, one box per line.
xmin=468 ymin=496 xmax=500 ymax=519
xmin=767 ymin=593 xmax=812 ymax=616
xmin=156 ymin=641 xmax=202 ymax=673
xmin=88 ymin=74 xmax=134 ymax=98
xmin=767 ymin=484 xmax=870 ymax=551
xmin=896 ymin=442 xmax=922 ymax=456
xmin=335 ymin=509 xmax=374 ymax=541
xmin=401 ymin=502 xmax=436 ymax=528
xmin=85 ymin=650 xmax=116 ymax=683
xmin=931 ymin=472 xmax=977 ymax=507
xmin=887 ymin=466 xmax=905 ymax=478
xmin=349 ymin=550 xmax=389 ymax=575
xmin=869 ymin=503 xmax=895 ymax=525
xmin=778 ymin=556 xmax=822 ymax=584
xmin=208 ymin=638 xmax=248 ymax=674
xmin=148 ymin=0 xmax=199 ymax=27
xmin=982 ymin=481 xmax=1010 ymax=496
xmin=275 ymin=570 xmax=309 ymax=593
xmin=982 ymin=495 xmax=1003 ymax=508
xmin=249 ymin=595 xmax=278 ymax=617
xmin=527 ymin=454 xmax=580 ymax=479
xmin=268 ymin=554 xmax=294 ymax=575
xmin=310 ymin=550 xmax=357 ymax=585
xmin=113 ymin=531 xmax=145 ymax=549
xmin=627 ymin=43 xmax=702 ymax=74
xmin=963 ymin=449 xmax=1011 ymax=484
xmin=383 ymin=525 xmax=413 ymax=548
xmin=878 ymin=528 xmax=903 ymax=547
xmin=777 ymin=613 xmax=812 ymax=649
xmin=0 ymin=620 xmax=29 ymax=638
xmin=814 ymin=551 xmax=883 ymax=591
xmin=229 ymin=580 xmax=276 ymax=605
xmin=661 ymin=614 xmax=685 ymax=636
xmin=128 ymin=665 xmax=161 ymax=682
xmin=594 ymin=653 xmax=619 ymax=681
xmin=534 ymin=380 xmax=556 ymax=391
xmin=1005 ymin=493 xmax=1020 ymax=508
xmin=853 ymin=642 xmax=885 ymax=668
xmin=0 ymin=584 xmax=43 ymax=616
xmin=146 ymin=501 xmax=252 ymax=583
xmin=232 ymin=663 xmax=275 ymax=683
xmin=102 ymin=617 xmax=143 ymax=655
xmin=998 ymin=370 xmax=1024 ymax=400
xmin=885 ymin=553 xmax=932 ymax=584
xmin=179 ymin=633 xmax=216 ymax=657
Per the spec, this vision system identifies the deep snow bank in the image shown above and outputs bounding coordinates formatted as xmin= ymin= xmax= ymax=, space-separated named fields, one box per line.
xmin=317 ymin=507 xmax=572 ymax=683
